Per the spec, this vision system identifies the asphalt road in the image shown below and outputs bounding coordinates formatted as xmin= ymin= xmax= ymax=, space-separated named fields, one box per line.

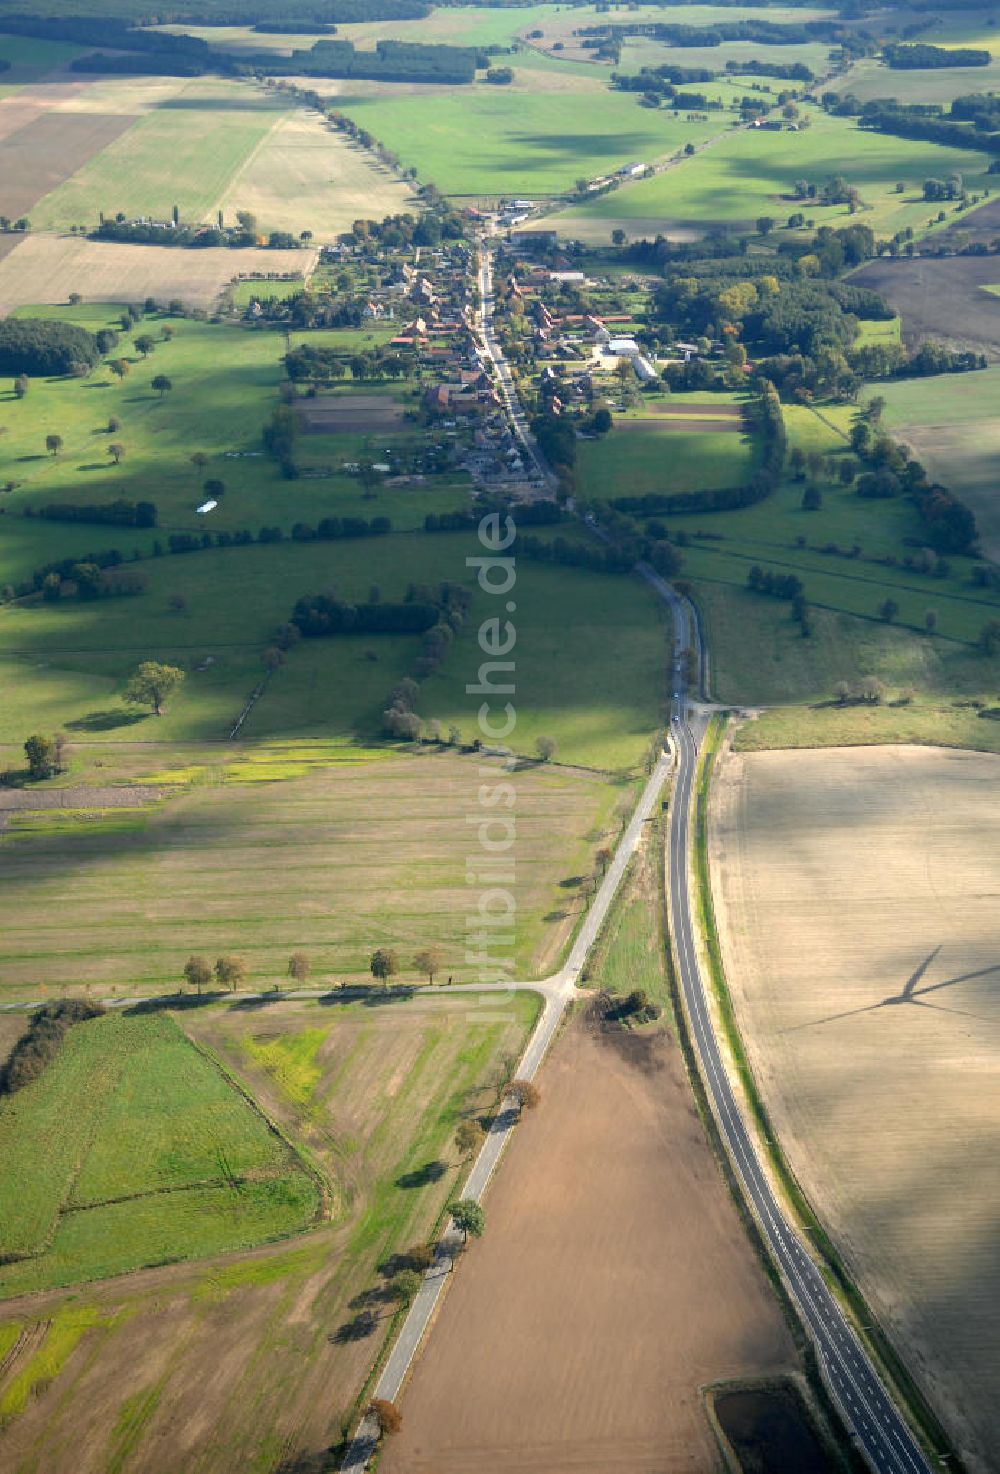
xmin=648 ymin=573 xmax=934 ymax=1474
xmin=337 ymin=253 xmax=936 ymax=1474
xmin=477 ymin=243 xmax=555 ymax=491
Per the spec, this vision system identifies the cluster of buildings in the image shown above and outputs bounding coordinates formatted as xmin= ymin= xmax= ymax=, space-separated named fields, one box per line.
xmin=504 ymin=267 xmax=661 ymax=389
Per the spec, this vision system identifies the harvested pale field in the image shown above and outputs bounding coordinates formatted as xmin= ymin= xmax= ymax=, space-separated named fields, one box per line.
xmin=0 ymin=233 xmax=317 ymax=313
xmin=0 ymin=748 xmax=614 ymax=997
xmin=297 ymin=391 xmax=406 ymax=432
xmin=213 ymin=113 xmax=418 ymax=243
xmin=710 ymin=743 xmax=1000 ymax=1474
xmin=0 ymin=110 xmax=135 ymax=220
xmin=0 ymin=993 xmax=538 ymax=1473
xmin=381 ymin=1016 xmax=798 ymax=1473
xmin=30 ymin=74 xmax=191 ymax=117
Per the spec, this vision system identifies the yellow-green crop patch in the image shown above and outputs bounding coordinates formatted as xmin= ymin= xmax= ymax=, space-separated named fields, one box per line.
xmin=241 ymin=1026 xmax=328 ymax=1110
xmin=0 ymin=1012 xmax=319 ymax=1295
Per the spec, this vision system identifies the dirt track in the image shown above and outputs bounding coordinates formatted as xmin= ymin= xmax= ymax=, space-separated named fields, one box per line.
xmin=381 ymin=1017 xmax=797 ymax=1473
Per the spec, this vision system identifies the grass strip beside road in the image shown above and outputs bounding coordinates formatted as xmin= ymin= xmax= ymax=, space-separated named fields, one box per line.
xmin=693 ymin=714 xmax=958 ymax=1468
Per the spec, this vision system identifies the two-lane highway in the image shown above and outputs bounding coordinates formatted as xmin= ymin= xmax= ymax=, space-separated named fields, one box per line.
xmin=654 ymin=574 xmax=933 ymax=1474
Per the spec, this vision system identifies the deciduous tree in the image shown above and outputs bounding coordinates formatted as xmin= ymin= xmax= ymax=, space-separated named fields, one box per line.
xmin=389 ymin=1269 xmax=422 ymax=1307
xmin=414 ymin=946 xmax=442 ymax=985
xmin=455 ymin=1119 xmax=485 ymax=1158
xmin=24 ymin=734 xmax=57 ymax=780
xmin=184 ymin=955 xmax=212 ymax=993
xmin=449 ymin=1198 xmax=485 ymax=1244
xmin=509 ymin=1079 xmax=540 ymax=1112
xmin=288 ymin=951 xmax=310 ymax=983
xmin=215 ymin=954 xmax=246 ymax=992
xmin=123 ymin=660 xmax=185 ymax=715
xmin=370 ymin=947 xmax=397 ymax=986
xmin=369 ymin=1399 xmax=402 ymax=1438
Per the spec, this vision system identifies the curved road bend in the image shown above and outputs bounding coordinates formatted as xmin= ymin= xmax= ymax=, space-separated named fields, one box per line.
xmin=646 ymin=567 xmax=933 ymax=1474
xmin=340 ymin=751 xmax=671 ymax=1472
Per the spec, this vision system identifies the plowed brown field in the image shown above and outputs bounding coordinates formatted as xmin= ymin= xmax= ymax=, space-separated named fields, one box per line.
xmin=381 ymin=1016 xmax=798 ymax=1473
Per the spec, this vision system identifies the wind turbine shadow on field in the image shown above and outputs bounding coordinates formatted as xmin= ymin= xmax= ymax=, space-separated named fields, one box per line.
xmin=787 ymin=946 xmax=1000 ymax=1031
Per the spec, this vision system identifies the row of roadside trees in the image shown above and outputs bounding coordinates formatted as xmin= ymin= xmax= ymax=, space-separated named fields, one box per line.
xmin=180 ymin=946 xmax=448 ymax=994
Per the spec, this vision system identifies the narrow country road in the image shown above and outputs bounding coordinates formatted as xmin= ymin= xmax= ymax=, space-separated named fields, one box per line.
xmin=339 ymin=750 xmax=671 ymax=1472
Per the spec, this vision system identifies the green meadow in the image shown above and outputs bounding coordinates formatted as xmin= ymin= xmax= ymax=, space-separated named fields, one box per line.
xmin=0 ymin=1011 xmax=319 ymax=1295
xmin=0 ymin=306 xmax=459 ymax=555
xmin=1 ymin=529 xmax=668 ymax=767
xmin=336 ymin=74 xmax=721 ymax=197
xmin=575 ymin=394 xmax=999 ymax=711
xmin=879 ymin=368 xmax=1000 ymax=564
xmin=0 ymin=33 xmax=83 ymax=80
xmin=569 ymin=105 xmax=993 ymax=234
xmin=576 ymin=392 xmax=754 ymax=502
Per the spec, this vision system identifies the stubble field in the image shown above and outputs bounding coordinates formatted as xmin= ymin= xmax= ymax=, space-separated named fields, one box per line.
xmin=0 ymin=747 xmax=618 ymax=998
xmin=211 ymin=113 xmax=418 ymax=243
xmin=0 ymin=234 xmax=314 ymax=311
xmin=710 ymin=742 xmax=1000 ymax=1474
xmin=0 ymin=69 xmax=410 ymax=243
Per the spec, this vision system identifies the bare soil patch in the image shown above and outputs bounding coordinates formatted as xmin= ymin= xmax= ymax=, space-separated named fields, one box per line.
xmin=0 ymin=81 xmax=93 ymax=143
xmin=0 ymin=785 xmax=161 ymax=811
xmin=297 ymin=393 xmax=406 ymax=434
xmin=381 ymin=1016 xmax=797 ymax=1473
xmin=710 ymin=743 xmax=1000 ymax=1474
xmin=0 ymin=234 xmax=317 ymax=313
xmin=641 ymin=402 xmax=741 ymax=420
xmin=851 ymin=255 xmax=1000 ymax=359
xmin=0 ymin=111 xmax=134 ymax=219
xmin=928 ymin=195 xmax=1000 ymax=249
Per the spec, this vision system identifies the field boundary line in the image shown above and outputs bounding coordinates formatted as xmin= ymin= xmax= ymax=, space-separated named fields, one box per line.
xmin=201 ymin=98 xmax=293 ymax=232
